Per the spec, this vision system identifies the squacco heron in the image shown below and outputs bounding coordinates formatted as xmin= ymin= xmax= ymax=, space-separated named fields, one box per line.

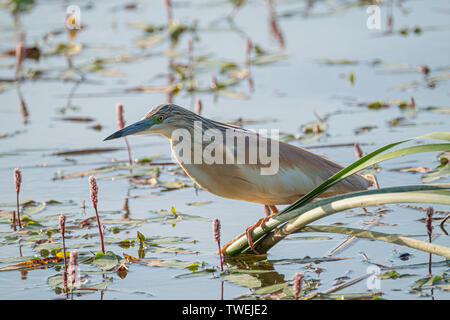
xmin=104 ymin=104 xmax=371 ymax=252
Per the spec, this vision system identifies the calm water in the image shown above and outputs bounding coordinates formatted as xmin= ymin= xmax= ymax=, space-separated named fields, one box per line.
xmin=0 ymin=0 xmax=449 ymax=299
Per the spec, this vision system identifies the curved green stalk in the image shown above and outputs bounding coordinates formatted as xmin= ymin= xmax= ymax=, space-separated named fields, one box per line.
xmin=223 ymin=132 xmax=450 ymax=257
xmin=224 ymin=184 xmax=450 ymax=256
xmin=296 ymin=225 xmax=450 ymax=258
xmin=278 ymin=132 xmax=450 ymax=217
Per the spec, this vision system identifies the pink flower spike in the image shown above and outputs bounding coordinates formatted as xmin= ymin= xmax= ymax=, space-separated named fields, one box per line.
xmin=89 ymin=176 xmax=105 ymax=253
xmin=293 ymin=272 xmax=303 ymax=300
xmin=14 ymin=168 xmax=21 ymax=193
xmin=213 ymin=218 xmax=221 ymax=244
xmin=69 ymin=251 xmax=79 ymax=286
xmin=59 ymin=214 xmax=66 ymax=234
xmin=212 ymin=218 xmax=223 ymax=271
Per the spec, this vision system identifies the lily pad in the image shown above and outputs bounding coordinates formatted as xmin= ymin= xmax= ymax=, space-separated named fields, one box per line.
xmin=253 ymin=282 xmax=289 ymax=295
xmin=93 ymin=251 xmax=121 ymax=270
xmin=223 ymin=273 xmax=262 ymax=288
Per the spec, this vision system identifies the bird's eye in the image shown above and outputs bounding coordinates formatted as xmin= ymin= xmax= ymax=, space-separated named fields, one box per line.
xmin=157 ymin=115 xmax=164 ymax=122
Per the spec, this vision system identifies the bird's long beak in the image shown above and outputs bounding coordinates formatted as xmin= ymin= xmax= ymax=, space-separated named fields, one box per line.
xmin=103 ymin=119 xmax=151 ymax=141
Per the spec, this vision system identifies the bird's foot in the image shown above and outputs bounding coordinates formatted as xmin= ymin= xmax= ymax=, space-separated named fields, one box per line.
xmin=245 ymin=218 xmax=266 ymax=254
xmin=220 ymin=205 xmax=279 ymax=255
xmin=269 ymin=205 xmax=279 ymax=214
xmin=246 ymin=205 xmax=279 ymax=254
xmin=261 ymin=205 xmax=278 ymax=230
xmin=260 ymin=212 xmax=277 ymax=232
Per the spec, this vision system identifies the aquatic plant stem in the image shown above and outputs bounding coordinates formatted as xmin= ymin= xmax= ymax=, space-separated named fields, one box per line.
xmin=116 ymin=103 xmax=133 ymax=172
xmin=257 ymin=190 xmax=450 ymax=257
xmin=15 ymin=33 xmax=24 ymax=81
xmin=89 ymin=176 xmax=105 ymax=254
xmin=59 ymin=214 xmax=68 ymax=292
xmin=196 ymin=99 xmax=202 ymax=115
xmin=14 ymin=169 xmax=22 ymax=228
xmin=94 ymin=205 xmax=105 ymax=254
xmin=223 ymin=133 xmax=450 ymax=256
xmin=16 ymin=193 xmax=21 ymax=228
xmin=11 ymin=210 xmax=16 ymax=231
xmin=123 ymin=136 xmax=133 ymax=174
xmin=224 ymin=185 xmax=450 ymax=257
xmin=16 ymin=193 xmax=22 ymax=227
xmin=328 ymin=144 xmax=380 ymax=255
xmin=426 ymin=207 xmax=433 ymax=278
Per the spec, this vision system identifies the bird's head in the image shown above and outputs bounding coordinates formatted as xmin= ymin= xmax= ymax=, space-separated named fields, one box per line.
xmin=104 ymin=104 xmax=194 ymax=141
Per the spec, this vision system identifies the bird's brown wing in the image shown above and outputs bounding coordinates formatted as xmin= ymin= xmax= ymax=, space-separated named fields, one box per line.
xmin=173 ymin=132 xmax=371 ymax=205
xmin=234 ymin=138 xmax=372 ymax=204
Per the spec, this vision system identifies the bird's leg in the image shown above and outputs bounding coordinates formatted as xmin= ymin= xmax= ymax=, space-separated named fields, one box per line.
xmin=245 ymin=219 xmax=265 ymax=254
xmin=260 ymin=205 xmax=278 ymax=230
xmin=220 ymin=210 xmax=267 ymax=254
xmin=245 ymin=205 xmax=279 ymax=254
xmin=220 ymin=205 xmax=279 ymax=255
xmin=219 ymin=220 xmax=265 ymax=255
xmin=269 ymin=205 xmax=279 ymax=214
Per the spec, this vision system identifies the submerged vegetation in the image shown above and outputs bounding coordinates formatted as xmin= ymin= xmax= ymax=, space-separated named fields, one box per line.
xmin=0 ymin=0 xmax=449 ymax=300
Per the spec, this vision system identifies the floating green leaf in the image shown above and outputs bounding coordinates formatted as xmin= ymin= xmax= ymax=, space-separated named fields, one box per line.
xmin=253 ymin=282 xmax=288 ymax=295
xmin=223 ymin=273 xmax=262 ymax=288
xmin=93 ymin=251 xmax=121 ymax=270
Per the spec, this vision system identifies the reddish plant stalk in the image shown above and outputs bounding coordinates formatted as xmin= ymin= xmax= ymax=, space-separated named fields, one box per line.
xmin=426 ymin=207 xmax=433 ymax=278
xmin=116 ymin=103 xmax=133 ymax=168
xmin=410 ymin=97 xmax=415 ymax=108
xmin=165 ymin=0 xmax=173 ymax=23
xmin=188 ymin=38 xmax=194 ymax=92
xmin=59 ymin=214 xmax=68 ymax=291
xmin=14 ymin=168 xmax=22 ymax=228
xmin=62 ymin=272 xmax=68 ymax=295
xmin=124 ymin=138 xmax=133 ymax=167
xmin=354 ymin=143 xmax=363 ymax=159
xmin=11 ymin=210 xmax=16 ymax=230
xmin=196 ymin=99 xmax=202 ymax=115
xmin=15 ymin=36 xmax=24 ymax=80
xmin=89 ymin=176 xmax=105 ymax=253
xmin=213 ymin=218 xmax=223 ymax=271
xmin=246 ymin=39 xmax=254 ymax=92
